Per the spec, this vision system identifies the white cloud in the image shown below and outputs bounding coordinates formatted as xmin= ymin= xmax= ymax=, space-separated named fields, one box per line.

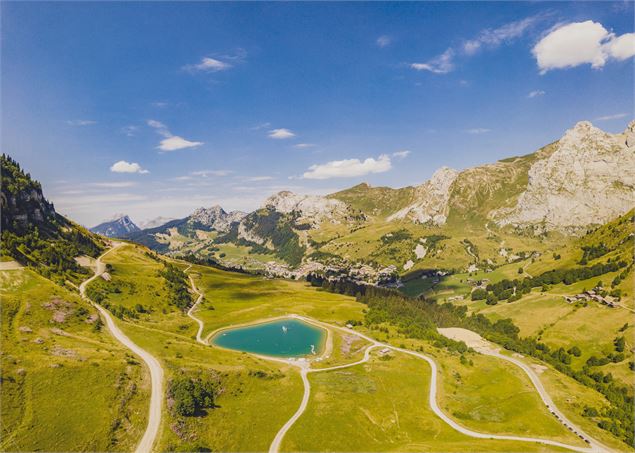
xmin=302 ymin=154 xmax=392 ymax=180
xmin=294 ymin=143 xmax=316 ymax=149
xmin=392 ymin=150 xmax=411 ymax=159
xmin=376 ymin=35 xmax=392 ymax=48
xmin=67 ymin=119 xmax=96 ymax=126
xmin=185 ymin=57 xmax=231 ymax=72
xmin=268 ymin=128 xmax=296 ymax=139
xmin=532 ymin=21 xmax=635 ymax=73
xmin=411 ymin=49 xmax=455 ymax=74
xmin=110 ymin=161 xmax=149 ymax=174
xmin=595 ymin=113 xmax=629 ymax=121
xmin=605 ymin=32 xmax=635 ymax=60
xmin=465 ymin=128 xmax=491 ymax=134
xmin=151 ymin=101 xmax=169 ymax=108
xmin=147 ymin=119 xmax=203 ymax=151
xmin=159 ymin=136 xmax=203 ymax=151
xmin=527 ymin=90 xmax=546 ymax=98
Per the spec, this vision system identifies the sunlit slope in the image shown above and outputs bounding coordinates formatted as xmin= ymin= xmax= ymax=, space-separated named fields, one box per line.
xmin=0 ymin=268 xmax=148 ymax=452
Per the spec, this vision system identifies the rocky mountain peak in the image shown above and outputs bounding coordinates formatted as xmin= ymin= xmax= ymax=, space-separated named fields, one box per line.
xmin=492 ymin=120 xmax=635 ymax=233
xmin=625 ymin=120 xmax=635 ymax=147
xmin=188 ymin=204 xmax=245 ymax=232
xmin=429 ymin=166 xmax=459 ymax=191
xmin=387 ymin=166 xmax=459 ymax=225
xmin=264 ymin=190 xmax=353 ymax=227
xmin=91 ymin=214 xmax=140 ymax=238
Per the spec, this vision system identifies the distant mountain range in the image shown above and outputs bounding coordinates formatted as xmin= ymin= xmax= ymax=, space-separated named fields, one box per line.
xmin=115 ymin=120 xmax=634 ymax=274
xmin=91 ymin=214 xmax=140 ymax=238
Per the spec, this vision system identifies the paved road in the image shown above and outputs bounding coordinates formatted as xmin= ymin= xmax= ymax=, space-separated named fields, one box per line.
xmin=265 ymin=315 xmax=602 ymax=453
xmin=79 ymin=244 xmax=163 ymax=453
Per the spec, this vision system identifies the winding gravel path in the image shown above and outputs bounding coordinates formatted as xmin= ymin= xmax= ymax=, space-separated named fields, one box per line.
xmin=183 ymin=272 xmax=607 ymax=453
xmin=185 ymin=265 xmax=206 ymax=344
xmin=79 ymin=244 xmax=163 ymax=453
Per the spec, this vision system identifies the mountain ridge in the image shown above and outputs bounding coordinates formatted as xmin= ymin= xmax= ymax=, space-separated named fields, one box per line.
xmin=106 ymin=120 xmax=634 ymax=275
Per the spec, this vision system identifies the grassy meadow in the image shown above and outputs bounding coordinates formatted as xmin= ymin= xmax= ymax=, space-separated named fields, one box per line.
xmin=0 ymin=268 xmax=149 ymax=452
xmin=87 ymin=242 xmax=597 ymax=452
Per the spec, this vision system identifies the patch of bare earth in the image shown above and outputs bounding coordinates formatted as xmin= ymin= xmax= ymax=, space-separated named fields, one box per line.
xmin=42 ymin=297 xmax=74 ymax=323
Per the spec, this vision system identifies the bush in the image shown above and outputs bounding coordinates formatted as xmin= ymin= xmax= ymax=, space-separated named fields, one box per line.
xmin=615 ymin=336 xmax=625 ymax=353
xmin=567 ymin=345 xmax=582 ymax=357
xmin=168 ymin=371 xmax=218 ymax=417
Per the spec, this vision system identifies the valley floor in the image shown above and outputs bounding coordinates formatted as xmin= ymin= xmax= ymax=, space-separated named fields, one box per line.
xmin=2 ymin=241 xmax=633 ymax=452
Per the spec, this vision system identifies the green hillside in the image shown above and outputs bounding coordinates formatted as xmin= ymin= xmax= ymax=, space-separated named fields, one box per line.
xmin=329 ymin=183 xmax=415 ymax=219
xmin=0 ymin=268 xmax=148 ymax=451
xmin=1 ymin=154 xmax=104 ymax=285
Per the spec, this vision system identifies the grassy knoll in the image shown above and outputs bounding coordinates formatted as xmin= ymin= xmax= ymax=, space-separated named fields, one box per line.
xmin=0 ymin=268 xmax=148 ymax=452
xmin=349 ymin=323 xmax=585 ymax=446
xmin=116 ymin=321 xmax=305 ymax=452
xmin=436 ymin=351 xmax=579 ymax=442
xmin=212 ymin=242 xmax=281 ymax=267
xmin=283 ymin=350 xmax=570 ymax=452
xmin=190 ymin=263 xmax=366 ymax=337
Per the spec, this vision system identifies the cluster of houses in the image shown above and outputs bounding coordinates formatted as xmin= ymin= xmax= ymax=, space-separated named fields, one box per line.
xmin=563 ymin=289 xmax=616 ymax=308
xmin=263 ymin=259 xmax=399 ymax=286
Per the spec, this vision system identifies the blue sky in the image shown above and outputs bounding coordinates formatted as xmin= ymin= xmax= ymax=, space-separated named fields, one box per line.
xmin=2 ymin=1 xmax=633 ymax=226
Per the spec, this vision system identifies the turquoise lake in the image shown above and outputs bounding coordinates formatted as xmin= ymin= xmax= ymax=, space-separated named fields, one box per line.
xmin=211 ymin=318 xmax=326 ymax=357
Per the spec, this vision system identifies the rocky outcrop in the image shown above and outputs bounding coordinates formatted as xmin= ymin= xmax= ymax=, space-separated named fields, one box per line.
xmin=91 ymin=215 xmax=140 ymax=238
xmin=264 ymin=191 xmax=354 ymax=227
xmin=189 ymin=205 xmax=246 ymax=232
xmin=1 ymin=155 xmax=56 ymax=234
xmin=492 ymin=121 xmax=635 ymax=233
xmin=387 ymin=167 xmax=459 ymax=225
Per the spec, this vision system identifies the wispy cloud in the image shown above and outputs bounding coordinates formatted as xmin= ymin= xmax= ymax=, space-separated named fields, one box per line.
xmin=533 ymin=21 xmax=635 ymax=73
xmin=411 ymin=14 xmax=543 ymax=74
xmin=184 ymin=57 xmax=231 ymax=72
xmin=245 ymin=175 xmax=274 ymax=182
xmin=151 ymin=101 xmax=169 ymax=108
xmin=251 ymin=122 xmax=271 ymax=131
xmin=595 ymin=113 xmax=629 ymax=121
xmin=268 ymin=128 xmax=296 ymax=139
xmin=465 ymin=128 xmax=491 ymax=134
xmin=392 ymin=150 xmax=411 ymax=159
xmin=183 ymin=49 xmax=246 ymax=73
xmin=89 ymin=181 xmax=138 ymax=188
xmin=411 ymin=49 xmax=455 ymax=74
xmin=294 ymin=143 xmax=316 ymax=149
xmin=66 ymin=119 xmax=96 ymax=126
xmin=302 ymin=154 xmax=392 ymax=180
xmin=147 ymin=119 xmax=203 ymax=151
xmin=191 ymin=170 xmax=231 ymax=177
xmin=110 ymin=161 xmax=149 ymax=174
xmin=376 ymin=35 xmax=392 ymax=48
xmin=462 ymin=15 xmax=542 ymax=56
xmin=527 ymin=90 xmax=546 ymax=98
